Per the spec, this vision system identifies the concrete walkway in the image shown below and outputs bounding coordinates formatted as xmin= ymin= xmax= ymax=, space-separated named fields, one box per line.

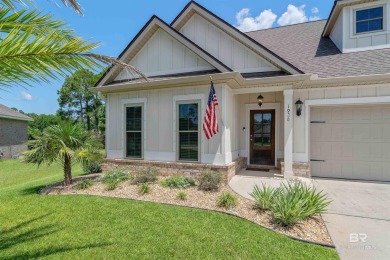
xmin=229 ymin=174 xmax=390 ymax=260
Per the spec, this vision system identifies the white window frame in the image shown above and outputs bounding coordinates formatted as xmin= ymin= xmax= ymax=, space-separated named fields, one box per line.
xmin=121 ymin=98 xmax=147 ymax=160
xmin=173 ymin=94 xmax=204 ymax=163
xmin=353 ymin=4 xmax=386 ymax=35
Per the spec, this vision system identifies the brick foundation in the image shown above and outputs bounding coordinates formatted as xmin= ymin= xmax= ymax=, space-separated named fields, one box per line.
xmin=103 ymin=157 xmax=247 ymax=184
xmin=278 ymin=160 xmax=311 ymax=178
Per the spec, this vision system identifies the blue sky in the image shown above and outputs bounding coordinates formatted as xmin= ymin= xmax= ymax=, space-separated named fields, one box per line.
xmin=0 ymin=0 xmax=333 ymax=114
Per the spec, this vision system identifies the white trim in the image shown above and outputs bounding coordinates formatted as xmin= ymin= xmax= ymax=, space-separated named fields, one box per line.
xmin=231 ymin=85 xmax=292 ymax=95
xmin=343 ymin=43 xmax=390 ymax=53
xmin=303 ymin=96 xmax=390 ymax=162
xmin=173 ymin=94 xmax=205 ymax=163
xmin=238 ymin=67 xmax=279 ymax=73
xmin=0 ymin=115 xmax=33 ymax=122
xmin=245 ymin=103 xmax=281 ymax=167
xmin=106 ymin=94 xmax=110 ymax=155
xmin=121 ymin=98 xmax=147 ymax=159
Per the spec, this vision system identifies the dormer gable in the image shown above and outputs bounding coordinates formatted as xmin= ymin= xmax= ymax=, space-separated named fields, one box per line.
xmin=324 ymin=0 xmax=390 ymax=53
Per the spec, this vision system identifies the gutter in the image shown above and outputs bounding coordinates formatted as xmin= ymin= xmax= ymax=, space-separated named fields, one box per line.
xmin=91 ymin=72 xmax=314 ymax=94
xmin=0 ymin=115 xmax=34 ymax=122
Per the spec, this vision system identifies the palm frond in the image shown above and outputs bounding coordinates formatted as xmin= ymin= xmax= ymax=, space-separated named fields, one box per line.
xmin=0 ymin=8 xmax=73 ymax=36
xmin=1 ymin=0 xmax=83 ymax=15
xmin=0 ymin=27 xmax=101 ymax=87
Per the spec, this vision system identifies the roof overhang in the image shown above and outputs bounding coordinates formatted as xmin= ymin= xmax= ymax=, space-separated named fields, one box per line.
xmin=171 ymin=1 xmax=303 ymax=75
xmin=92 ymin=72 xmax=313 ymax=94
xmin=95 ymin=15 xmax=232 ymax=88
xmin=0 ymin=114 xmax=33 ymax=122
xmin=323 ymin=0 xmax=379 ymax=37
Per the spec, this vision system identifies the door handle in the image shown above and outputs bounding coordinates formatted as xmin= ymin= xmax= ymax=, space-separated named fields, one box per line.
xmin=310 ymin=159 xmax=325 ymax=162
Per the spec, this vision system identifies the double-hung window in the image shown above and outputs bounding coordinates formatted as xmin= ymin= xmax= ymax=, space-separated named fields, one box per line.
xmin=356 ymin=6 xmax=384 ymax=34
xmin=126 ymin=105 xmax=143 ymax=158
xmin=178 ymin=102 xmax=199 ymax=162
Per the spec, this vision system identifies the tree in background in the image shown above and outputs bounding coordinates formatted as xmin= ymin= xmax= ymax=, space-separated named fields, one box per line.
xmin=23 ymin=122 xmax=102 ymax=185
xmin=57 ymin=69 xmax=103 ymax=131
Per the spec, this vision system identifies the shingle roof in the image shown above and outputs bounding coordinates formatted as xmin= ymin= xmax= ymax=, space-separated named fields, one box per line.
xmin=246 ymin=20 xmax=390 ymax=78
xmin=0 ymin=104 xmax=33 ymax=121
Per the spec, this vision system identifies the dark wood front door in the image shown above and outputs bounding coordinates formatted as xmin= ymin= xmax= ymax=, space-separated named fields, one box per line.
xmin=250 ymin=110 xmax=275 ymax=166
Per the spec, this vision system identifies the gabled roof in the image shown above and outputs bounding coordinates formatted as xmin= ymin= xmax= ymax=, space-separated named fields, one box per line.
xmin=247 ymin=20 xmax=390 ymax=78
xmin=0 ymin=104 xmax=33 ymax=122
xmin=95 ymin=15 xmax=232 ymax=87
xmin=171 ymin=1 xmax=304 ymax=75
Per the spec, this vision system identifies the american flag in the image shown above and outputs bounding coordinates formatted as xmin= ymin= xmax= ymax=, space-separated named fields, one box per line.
xmin=203 ymin=82 xmax=219 ymax=139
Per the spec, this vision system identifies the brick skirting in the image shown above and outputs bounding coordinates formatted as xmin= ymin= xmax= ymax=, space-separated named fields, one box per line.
xmin=278 ymin=160 xmax=311 ymax=178
xmin=103 ymin=157 xmax=247 ymax=184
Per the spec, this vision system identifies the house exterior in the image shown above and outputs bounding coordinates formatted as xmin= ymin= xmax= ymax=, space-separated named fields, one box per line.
xmin=0 ymin=104 xmax=33 ymax=159
xmin=94 ymin=0 xmax=390 ymax=182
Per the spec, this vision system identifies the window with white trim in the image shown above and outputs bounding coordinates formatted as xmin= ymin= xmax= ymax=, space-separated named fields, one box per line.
xmin=126 ymin=105 xmax=143 ymax=158
xmin=177 ymin=102 xmax=199 ymax=162
xmin=355 ymin=6 xmax=384 ymax=34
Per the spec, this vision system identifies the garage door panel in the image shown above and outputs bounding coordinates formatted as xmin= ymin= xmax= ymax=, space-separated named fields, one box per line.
xmin=311 ymin=105 xmax=390 ymax=182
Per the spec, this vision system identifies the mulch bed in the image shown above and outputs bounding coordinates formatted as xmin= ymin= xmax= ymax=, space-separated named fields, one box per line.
xmin=41 ymin=175 xmax=333 ymax=246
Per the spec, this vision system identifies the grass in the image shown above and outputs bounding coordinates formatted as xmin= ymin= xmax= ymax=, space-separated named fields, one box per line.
xmin=0 ymin=159 xmax=338 ymax=259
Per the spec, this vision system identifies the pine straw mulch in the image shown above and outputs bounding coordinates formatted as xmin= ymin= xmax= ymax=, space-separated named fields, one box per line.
xmin=40 ymin=175 xmax=333 ymax=247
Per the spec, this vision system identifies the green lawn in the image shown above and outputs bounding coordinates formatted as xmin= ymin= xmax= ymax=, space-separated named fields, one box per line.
xmin=0 ymin=160 xmax=338 ymax=259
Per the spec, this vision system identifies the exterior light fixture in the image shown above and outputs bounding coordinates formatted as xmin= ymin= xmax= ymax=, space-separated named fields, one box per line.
xmin=257 ymin=94 xmax=264 ymax=107
xmin=295 ymin=98 xmax=303 ymax=116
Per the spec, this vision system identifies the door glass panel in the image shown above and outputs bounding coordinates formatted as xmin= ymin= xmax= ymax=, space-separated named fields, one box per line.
xmin=250 ymin=110 xmax=274 ymax=165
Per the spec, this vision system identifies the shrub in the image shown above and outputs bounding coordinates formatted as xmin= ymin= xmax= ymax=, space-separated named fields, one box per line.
xmin=75 ymin=179 xmax=93 ymax=190
xmin=176 ymin=191 xmax=187 ymax=200
xmin=138 ymin=183 xmax=150 ymax=195
xmin=101 ymin=169 xmax=131 ymax=190
xmin=198 ymin=171 xmax=222 ymax=191
xmin=82 ymin=161 xmax=102 ymax=174
xmin=161 ymin=176 xmax=195 ymax=189
xmin=217 ymin=192 xmax=238 ymax=209
xmin=249 ymin=184 xmax=278 ymax=210
xmin=270 ymin=182 xmax=331 ymax=226
xmin=132 ymin=167 xmax=158 ymax=184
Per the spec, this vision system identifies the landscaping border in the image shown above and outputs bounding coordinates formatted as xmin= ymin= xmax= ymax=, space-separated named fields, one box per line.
xmin=39 ymin=175 xmax=335 ymax=249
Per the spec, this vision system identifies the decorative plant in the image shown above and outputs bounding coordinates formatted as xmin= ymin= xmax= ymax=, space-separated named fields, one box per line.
xmin=217 ymin=192 xmax=238 ymax=209
xmin=161 ymin=176 xmax=195 ymax=189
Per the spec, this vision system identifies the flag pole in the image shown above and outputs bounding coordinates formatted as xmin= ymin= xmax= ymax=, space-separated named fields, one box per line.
xmin=210 ymin=76 xmax=224 ymax=126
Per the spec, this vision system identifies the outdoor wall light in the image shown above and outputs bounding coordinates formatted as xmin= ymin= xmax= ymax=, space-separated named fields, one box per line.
xmin=257 ymin=94 xmax=264 ymax=107
xmin=295 ymin=98 xmax=303 ymax=116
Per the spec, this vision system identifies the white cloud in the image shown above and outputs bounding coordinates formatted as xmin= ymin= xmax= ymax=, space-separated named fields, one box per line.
xmin=21 ymin=91 xmax=33 ymax=101
xmin=311 ymin=7 xmax=319 ymax=14
xmin=277 ymin=4 xmax=308 ymax=26
xmin=235 ymin=8 xmax=277 ymax=32
xmin=309 ymin=16 xmax=321 ymax=21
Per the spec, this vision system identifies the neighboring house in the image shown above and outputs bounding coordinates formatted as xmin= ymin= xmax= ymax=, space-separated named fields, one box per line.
xmin=94 ymin=0 xmax=390 ymax=182
xmin=0 ymin=104 xmax=33 ymax=159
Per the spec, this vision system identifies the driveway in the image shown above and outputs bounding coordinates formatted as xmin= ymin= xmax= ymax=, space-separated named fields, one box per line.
xmin=229 ymin=175 xmax=390 ymax=259
xmin=313 ymin=179 xmax=390 ymax=260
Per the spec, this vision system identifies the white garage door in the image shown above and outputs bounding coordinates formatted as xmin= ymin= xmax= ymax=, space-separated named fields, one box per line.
xmin=310 ymin=105 xmax=390 ymax=182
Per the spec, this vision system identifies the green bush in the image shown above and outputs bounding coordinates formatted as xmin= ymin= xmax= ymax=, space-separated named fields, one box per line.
xmin=217 ymin=192 xmax=238 ymax=209
xmin=270 ymin=182 xmax=331 ymax=226
xmin=161 ymin=176 xmax=195 ymax=189
xmin=82 ymin=161 xmax=102 ymax=174
xmin=132 ymin=167 xmax=158 ymax=184
xmin=101 ymin=169 xmax=131 ymax=190
xmin=138 ymin=183 xmax=150 ymax=195
xmin=198 ymin=171 xmax=222 ymax=191
xmin=249 ymin=184 xmax=278 ymax=210
xmin=176 ymin=191 xmax=187 ymax=200
xmin=75 ymin=179 xmax=93 ymax=190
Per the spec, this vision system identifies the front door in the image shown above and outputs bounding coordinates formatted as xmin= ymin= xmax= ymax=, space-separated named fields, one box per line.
xmin=250 ymin=110 xmax=275 ymax=166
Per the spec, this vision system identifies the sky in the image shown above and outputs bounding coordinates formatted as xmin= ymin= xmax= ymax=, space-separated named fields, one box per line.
xmin=0 ymin=0 xmax=334 ymax=115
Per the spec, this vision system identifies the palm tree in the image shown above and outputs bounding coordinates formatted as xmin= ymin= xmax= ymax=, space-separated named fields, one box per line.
xmin=22 ymin=122 xmax=103 ymax=186
xmin=0 ymin=1 xmax=146 ymax=90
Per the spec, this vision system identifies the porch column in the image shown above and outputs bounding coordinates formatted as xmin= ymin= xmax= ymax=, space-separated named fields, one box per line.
xmin=283 ymin=89 xmax=294 ymax=179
